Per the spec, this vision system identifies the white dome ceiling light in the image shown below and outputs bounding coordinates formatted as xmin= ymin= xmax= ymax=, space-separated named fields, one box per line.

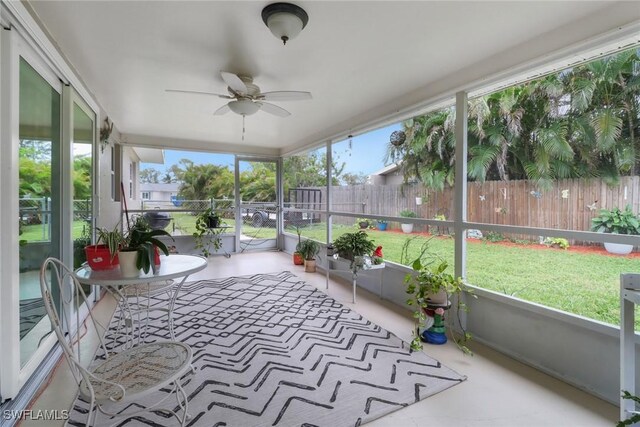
xmin=261 ymin=3 xmax=309 ymax=45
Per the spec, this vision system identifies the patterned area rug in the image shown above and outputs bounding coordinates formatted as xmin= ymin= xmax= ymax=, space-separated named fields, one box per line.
xmin=19 ymin=297 xmax=46 ymax=340
xmin=69 ymin=271 xmax=466 ymax=426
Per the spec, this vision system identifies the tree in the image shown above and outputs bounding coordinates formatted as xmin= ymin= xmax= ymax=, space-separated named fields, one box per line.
xmin=341 ymin=172 xmax=369 ymax=185
xmin=178 ymin=163 xmax=234 ymax=201
xmin=139 ymin=167 xmax=160 ymax=184
xmin=388 ymin=48 xmax=640 ymax=190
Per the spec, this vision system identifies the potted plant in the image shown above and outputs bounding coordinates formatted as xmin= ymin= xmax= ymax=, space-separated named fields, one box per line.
xmin=402 ymin=237 xmax=472 ymax=354
xmin=291 ymin=224 xmax=304 ymax=265
xmin=332 ymin=230 xmax=376 ymax=270
xmin=399 ymin=210 xmax=417 ymax=234
xmin=87 ymin=226 xmax=125 ymax=270
xmin=591 ymin=205 xmax=639 ymax=255
xmin=377 ymin=219 xmax=388 ymax=231
xmin=355 ymin=218 xmax=371 ymax=229
xmin=297 ymin=239 xmax=320 ymax=273
xmin=193 ymin=208 xmax=223 ymax=257
xmin=119 ymin=217 xmax=173 ymax=277
xmin=73 ymin=225 xmax=92 ymax=269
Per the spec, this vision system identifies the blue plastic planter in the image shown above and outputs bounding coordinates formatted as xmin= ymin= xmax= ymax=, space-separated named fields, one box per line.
xmin=377 ymin=222 xmax=388 ymax=231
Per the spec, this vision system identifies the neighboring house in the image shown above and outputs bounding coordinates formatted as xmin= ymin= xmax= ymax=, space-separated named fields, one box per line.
xmin=140 ymin=182 xmax=181 ymax=208
xmin=368 ymin=163 xmax=403 ymax=186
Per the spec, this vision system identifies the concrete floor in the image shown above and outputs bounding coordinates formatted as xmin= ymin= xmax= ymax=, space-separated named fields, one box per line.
xmin=24 ymin=251 xmax=617 ymax=426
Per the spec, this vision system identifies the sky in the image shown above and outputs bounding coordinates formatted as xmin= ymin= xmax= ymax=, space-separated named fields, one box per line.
xmin=140 ymin=122 xmax=402 ymax=176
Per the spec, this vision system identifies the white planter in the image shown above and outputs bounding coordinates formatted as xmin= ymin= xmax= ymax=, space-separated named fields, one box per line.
xmin=118 ymin=250 xmax=140 ymax=277
xmin=415 ymin=197 xmax=423 ymax=205
xmin=604 ymin=242 xmax=633 ymax=255
xmin=401 ymin=223 xmax=414 ymax=234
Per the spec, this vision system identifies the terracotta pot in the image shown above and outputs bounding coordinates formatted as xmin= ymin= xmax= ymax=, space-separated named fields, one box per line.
xmin=293 ymin=252 xmax=304 ymax=265
xmin=84 ymin=245 xmax=119 ymax=270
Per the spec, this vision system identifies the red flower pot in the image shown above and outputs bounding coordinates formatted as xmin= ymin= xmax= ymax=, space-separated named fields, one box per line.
xmin=84 ymin=245 xmax=119 ymax=270
xmin=293 ymin=252 xmax=304 ymax=265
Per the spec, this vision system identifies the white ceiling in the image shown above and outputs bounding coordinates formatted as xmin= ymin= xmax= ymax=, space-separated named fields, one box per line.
xmin=28 ymin=1 xmax=640 ymax=155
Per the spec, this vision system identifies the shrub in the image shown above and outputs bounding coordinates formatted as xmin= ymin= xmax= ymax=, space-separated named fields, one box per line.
xmin=400 ymin=210 xmax=417 ymax=218
xmin=591 ymin=206 xmax=640 ymax=235
xmin=544 ymin=237 xmax=570 ymax=250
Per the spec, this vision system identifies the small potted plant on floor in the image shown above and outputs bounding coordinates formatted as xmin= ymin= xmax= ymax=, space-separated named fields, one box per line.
xmin=290 ymin=223 xmax=305 ymax=265
xmin=591 ymin=205 xmax=639 ymax=255
xmin=298 ymin=239 xmax=320 ymax=273
xmin=377 ymin=219 xmax=388 ymax=231
xmin=399 ymin=210 xmax=417 ymax=234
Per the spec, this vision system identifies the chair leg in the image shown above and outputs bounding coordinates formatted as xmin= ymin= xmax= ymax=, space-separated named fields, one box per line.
xmin=176 ymin=380 xmax=191 ymax=425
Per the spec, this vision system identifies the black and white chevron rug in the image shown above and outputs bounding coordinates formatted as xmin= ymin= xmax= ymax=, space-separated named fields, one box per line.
xmin=69 ymin=271 xmax=466 ymax=426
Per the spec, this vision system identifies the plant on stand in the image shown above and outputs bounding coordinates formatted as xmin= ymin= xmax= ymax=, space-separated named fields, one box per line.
xmin=332 ymin=230 xmax=376 ymax=271
xmin=298 ymin=239 xmax=320 ymax=272
xmin=401 ymin=237 xmax=472 ymax=354
xmin=193 ymin=208 xmax=223 ymax=257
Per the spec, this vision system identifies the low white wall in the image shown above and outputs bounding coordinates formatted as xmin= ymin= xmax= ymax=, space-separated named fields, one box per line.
xmin=283 ymin=233 xmax=634 ymax=405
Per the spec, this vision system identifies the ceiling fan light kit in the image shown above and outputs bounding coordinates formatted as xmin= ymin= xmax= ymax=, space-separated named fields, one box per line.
xmin=262 ymin=2 xmax=309 ymax=45
xmin=228 ymin=99 xmax=260 ymax=116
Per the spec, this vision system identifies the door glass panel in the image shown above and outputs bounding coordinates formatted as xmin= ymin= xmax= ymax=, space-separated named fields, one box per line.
xmin=72 ymin=103 xmax=93 ymax=269
xmin=239 ymin=160 xmax=278 ymax=249
xmin=18 ymin=58 xmax=60 ymax=367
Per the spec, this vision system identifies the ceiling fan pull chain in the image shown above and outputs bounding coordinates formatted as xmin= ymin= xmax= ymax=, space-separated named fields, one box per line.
xmin=242 ymin=115 xmax=246 ymax=141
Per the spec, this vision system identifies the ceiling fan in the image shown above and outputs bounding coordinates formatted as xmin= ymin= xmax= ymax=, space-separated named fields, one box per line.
xmin=166 ymin=71 xmax=311 ymax=117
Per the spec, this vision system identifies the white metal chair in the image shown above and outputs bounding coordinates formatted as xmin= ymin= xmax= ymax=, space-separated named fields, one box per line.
xmin=40 ymin=257 xmax=192 ymax=426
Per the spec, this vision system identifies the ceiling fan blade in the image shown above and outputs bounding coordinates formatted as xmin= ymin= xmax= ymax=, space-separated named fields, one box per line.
xmin=166 ymin=89 xmax=231 ymax=99
xmin=260 ymin=91 xmax=312 ymax=101
xmin=257 ymin=102 xmax=291 ymax=117
xmin=213 ymin=104 xmax=231 ymax=115
xmin=221 ymin=71 xmax=248 ymax=95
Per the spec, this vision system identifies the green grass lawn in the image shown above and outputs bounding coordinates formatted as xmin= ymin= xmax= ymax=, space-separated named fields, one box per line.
xmin=291 ymin=222 xmax=638 ymax=327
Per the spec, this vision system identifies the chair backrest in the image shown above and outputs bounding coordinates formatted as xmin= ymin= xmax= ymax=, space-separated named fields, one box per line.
xmin=39 ymin=257 xmax=110 ymax=392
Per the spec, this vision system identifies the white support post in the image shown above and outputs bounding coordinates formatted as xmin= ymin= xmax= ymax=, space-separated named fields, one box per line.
xmin=326 ymin=140 xmax=332 ymax=291
xmin=454 ymin=91 xmax=468 ymax=280
xmin=621 ymin=274 xmax=640 ymax=421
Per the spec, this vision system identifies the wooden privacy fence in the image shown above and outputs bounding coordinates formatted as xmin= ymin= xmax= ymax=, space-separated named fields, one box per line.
xmin=297 ymin=176 xmax=640 ymax=234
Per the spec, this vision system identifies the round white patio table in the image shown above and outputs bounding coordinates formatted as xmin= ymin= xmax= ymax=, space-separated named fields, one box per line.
xmin=74 ymin=254 xmax=207 ymax=344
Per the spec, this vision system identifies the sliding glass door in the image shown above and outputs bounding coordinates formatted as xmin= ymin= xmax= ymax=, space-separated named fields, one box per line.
xmin=18 ymin=58 xmax=61 ymax=368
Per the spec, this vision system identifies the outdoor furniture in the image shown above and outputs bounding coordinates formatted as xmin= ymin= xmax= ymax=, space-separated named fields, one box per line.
xmin=40 ymin=258 xmax=193 ymax=426
xmin=74 ymin=254 xmax=208 ymax=346
xmin=325 ymin=255 xmax=385 ymax=303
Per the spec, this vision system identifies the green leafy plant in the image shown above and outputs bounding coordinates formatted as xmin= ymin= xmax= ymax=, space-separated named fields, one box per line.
xmin=618 ymin=391 xmax=640 ymax=426
xmin=484 ymin=231 xmax=505 ymax=243
xmin=544 ymin=237 xmax=570 ymax=250
xmin=297 ymin=239 xmax=320 ymax=261
xmin=95 ymin=226 xmax=126 ymax=260
xmin=591 ymin=205 xmax=640 ymax=235
xmin=332 ymin=230 xmax=376 ymax=270
xmin=122 ymin=216 xmax=173 ymax=273
xmin=193 ymin=208 xmax=223 ymax=257
xmin=401 ymin=237 xmax=472 ymax=354
xmin=73 ymin=224 xmax=92 ymax=268
xmin=400 ymin=210 xmax=417 ymax=218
